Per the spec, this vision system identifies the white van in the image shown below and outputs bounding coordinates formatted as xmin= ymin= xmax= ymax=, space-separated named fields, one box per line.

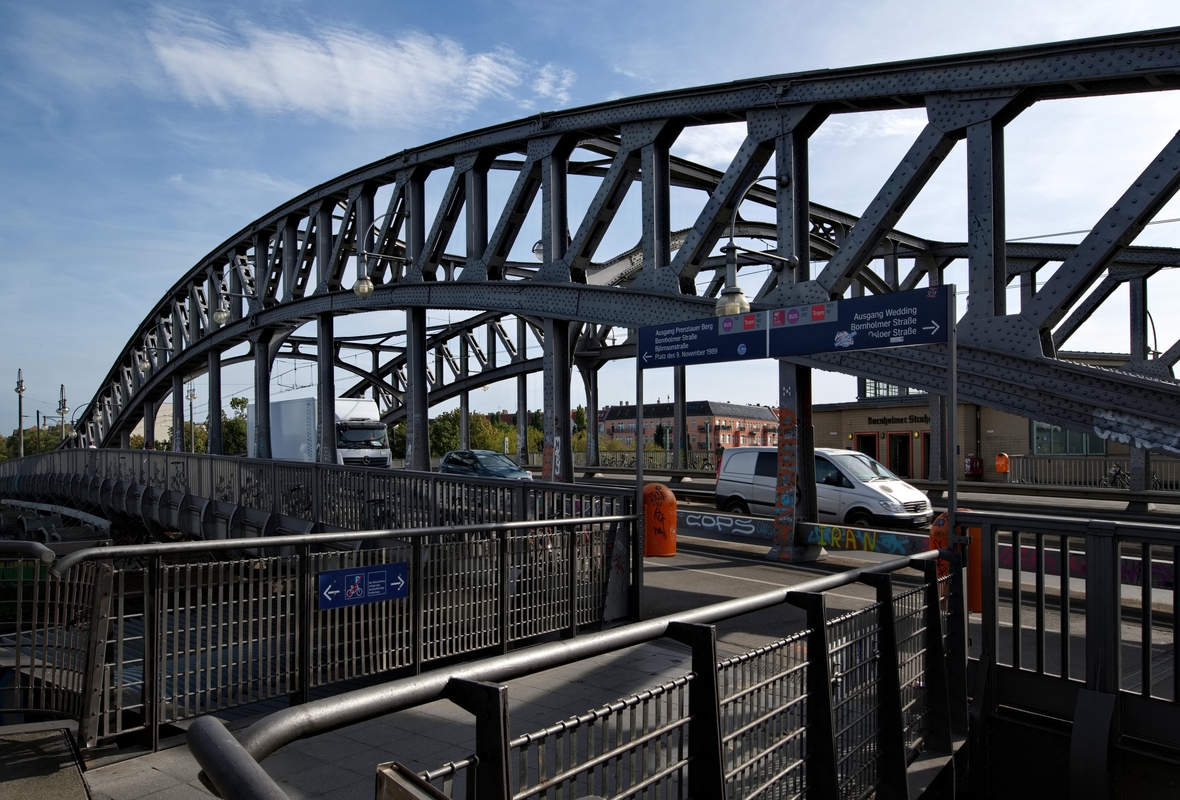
xmin=714 ymin=446 xmax=933 ymax=528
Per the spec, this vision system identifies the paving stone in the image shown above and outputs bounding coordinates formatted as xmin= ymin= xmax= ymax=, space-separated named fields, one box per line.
xmin=280 ymin=763 xmax=360 ymax=795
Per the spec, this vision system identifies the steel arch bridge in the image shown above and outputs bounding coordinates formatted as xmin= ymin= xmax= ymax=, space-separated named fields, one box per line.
xmin=68 ymin=27 xmax=1180 ymax=486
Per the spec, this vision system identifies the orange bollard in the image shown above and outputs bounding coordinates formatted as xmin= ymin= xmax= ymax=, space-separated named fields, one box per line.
xmin=643 ymin=483 xmax=677 ymax=558
xmin=929 ymin=510 xmax=982 ymax=613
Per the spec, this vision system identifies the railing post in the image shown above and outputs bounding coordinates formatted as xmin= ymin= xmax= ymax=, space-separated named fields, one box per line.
xmin=860 ymin=573 xmax=909 ymax=800
xmin=413 ymin=536 xmax=424 ymax=674
xmin=922 ymin=560 xmax=953 ymax=754
xmin=143 ymin=555 xmax=162 ymax=752
xmin=666 ymin=622 xmax=725 ymax=799
xmin=443 ymin=679 xmax=511 ymax=800
xmin=1084 ymin=520 xmax=1120 ymax=693
xmin=499 ymin=529 xmax=511 ymax=654
xmin=566 ymin=522 xmax=578 ymax=639
xmin=942 ymin=550 xmax=970 ymax=738
xmin=785 ymin=591 xmax=840 ymax=799
xmin=629 ymin=494 xmax=642 ymax=622
xmin=79 ymin=563 xmax=114 ymax=749
xmin=291 ymin=543 xmax=312 ymax=706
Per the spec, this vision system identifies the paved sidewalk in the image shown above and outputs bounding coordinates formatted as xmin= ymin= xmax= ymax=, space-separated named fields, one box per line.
xmin=84 ymin=641 xmax=697 ymax=800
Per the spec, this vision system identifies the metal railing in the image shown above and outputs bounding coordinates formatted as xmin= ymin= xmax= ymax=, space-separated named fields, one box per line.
xmin=967 ymin=509 xmax=1180 ymax=782
xmin=187 ymin=548 xmax=966 ymax=800
xmin=0 ymin=515 xmax=636 ymax=749
xmin=1005 ymin=455 xmax=1180 ymax=489
xmin=0 ymin=449 xmax=633 ymax=539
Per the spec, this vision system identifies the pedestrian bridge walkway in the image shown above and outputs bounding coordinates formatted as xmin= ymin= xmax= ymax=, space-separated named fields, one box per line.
xmin=5 ymin=448 xmax=1180 ymax=797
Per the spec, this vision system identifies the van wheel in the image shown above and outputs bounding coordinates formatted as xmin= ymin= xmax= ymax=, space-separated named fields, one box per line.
xmin=846 ymin=511 xmax=875 ymax=529
xmin=724 ymin=498 xmax=750 ymax=515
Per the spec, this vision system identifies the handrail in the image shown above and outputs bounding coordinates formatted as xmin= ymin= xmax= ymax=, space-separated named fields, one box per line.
xmin=48 ymin=514 xmax=638 ymax=577
xmin=0 ymin=540 xmax=56 ymax=563
xmin=955 ymin=508 xmax=1180 ymax=538
xmin=189 ymin=548 xmax=949 ymax=800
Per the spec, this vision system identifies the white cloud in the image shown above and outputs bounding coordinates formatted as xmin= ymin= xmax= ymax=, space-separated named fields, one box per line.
xmin=532 ymin=64 xmax=576 ymax=106
xmin=142 ymin=11 xmax=574 ymax=128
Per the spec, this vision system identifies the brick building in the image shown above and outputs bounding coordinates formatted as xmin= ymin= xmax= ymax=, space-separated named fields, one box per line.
xmin=599 ymin=401 xmax=779 ymax=450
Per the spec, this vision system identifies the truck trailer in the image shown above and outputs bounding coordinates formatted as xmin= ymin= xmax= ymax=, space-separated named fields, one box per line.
xmin=247 ymin=397 xmax=392 ymax=468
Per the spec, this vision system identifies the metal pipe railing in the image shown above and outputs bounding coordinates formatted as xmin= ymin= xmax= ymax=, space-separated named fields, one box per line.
xmin=0 ymin=540 xmax=55 ymax=563
xmin=49 ymin=514 xmax=637 ymax=577
xmin=189 ymin=548 xmax=949 ymax=800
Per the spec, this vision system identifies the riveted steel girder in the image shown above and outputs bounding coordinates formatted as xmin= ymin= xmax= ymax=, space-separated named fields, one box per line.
xmin=65 ymin=28 xmax=1180 ymax=457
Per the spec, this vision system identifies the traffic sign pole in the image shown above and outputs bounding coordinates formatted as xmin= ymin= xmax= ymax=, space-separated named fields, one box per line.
xmin=946 ymin=286 xmax=958 ymax=548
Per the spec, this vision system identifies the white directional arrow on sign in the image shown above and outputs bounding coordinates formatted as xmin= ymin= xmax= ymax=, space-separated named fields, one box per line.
xmin=323 ymin=585 xmax=340 ymax=603
xmin=642 ymin=351 xmax=651 ymax=363
xmin=923 ymin=320 xmax=941 ymax=336
xmin=393 ymin=573 xmax=405 ymax=591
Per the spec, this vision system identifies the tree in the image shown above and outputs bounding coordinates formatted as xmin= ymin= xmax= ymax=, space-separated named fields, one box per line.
xmin=469 ymin=413 xmax=504 ymax=452
xmin=573 ymin=405 xmax=587 ymax=434
xmin=529 ymin=409 xmax=544 ymax=431
xmin=429 ymin=410 xmax=461 ymax=456
xmin=222 ymin=396 xmax=249 ymax=455
xmin=389 ymin=422 xmax=407 ymax=458
xmin=654 ymin=423 xmax=669 ymax=450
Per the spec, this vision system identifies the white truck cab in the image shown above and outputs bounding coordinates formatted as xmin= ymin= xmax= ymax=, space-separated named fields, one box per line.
xmin=715 ymin=446 xmax=933 ymax=528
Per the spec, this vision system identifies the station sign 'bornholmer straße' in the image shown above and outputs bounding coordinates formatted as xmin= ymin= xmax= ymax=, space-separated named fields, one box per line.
xmin=638 ymin=286 xmax=949 ymax=368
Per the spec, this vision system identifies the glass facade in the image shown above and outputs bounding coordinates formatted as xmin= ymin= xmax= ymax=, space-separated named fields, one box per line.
xmin=1032 ymin=421 xmax=1107 ymax=455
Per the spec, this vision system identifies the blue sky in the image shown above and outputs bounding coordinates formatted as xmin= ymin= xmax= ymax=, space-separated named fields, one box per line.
xmin=2 ymin=0 xmax=1179 ymax=435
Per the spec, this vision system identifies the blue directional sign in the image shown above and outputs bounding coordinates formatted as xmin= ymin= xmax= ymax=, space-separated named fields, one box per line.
xmin=638 ymin=312 xmax=767 ymax=369
xmin=768 ymin=285 xmax=949 ymax=357
xmin=318 ymin=562 xmax=408 ymax=610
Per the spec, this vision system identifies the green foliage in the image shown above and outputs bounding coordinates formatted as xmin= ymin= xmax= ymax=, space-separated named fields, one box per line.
xmin=429 ymin=410 xmax=461 ymax=456
xmin=389 ymin=422 xmax=406 ymax=458
xmin=573 ymin=405 xmax=587 ymax=434
xmin=220 ymin=396 xmax=249 ymax=455
xmin=654 ymin=423 xmax=669 ymax=449
xmin=3 ymin=424 xmax=72 ymax=458
xmin=530 ymin=409 xmax=544 ymax=431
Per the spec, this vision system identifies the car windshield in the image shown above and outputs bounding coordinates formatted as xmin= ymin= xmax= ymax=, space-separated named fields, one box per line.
xmin=476 ymin=453 xmax=519 ymax=470
xmin=832 ymin=452 xmax=899 ymax=481
xmin=337 ymin=426 xmax=388 ymax=448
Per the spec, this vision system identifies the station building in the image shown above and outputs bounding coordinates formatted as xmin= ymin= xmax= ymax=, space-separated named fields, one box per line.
xmin=816 ymin=375 xmax=1133 ymax=483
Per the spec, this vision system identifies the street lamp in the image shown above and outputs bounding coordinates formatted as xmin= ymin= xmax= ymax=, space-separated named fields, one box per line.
xmin=139 ymin=346 xmax=170 ymax=373
xmin=14 ymin=369 xmax=25 ymax=458
xmin=715 ymin=175 xmax=800 ymax=317
xmin=353 ymin=213 xmax=406 ymax=299
xmin=57 ymin=385 xmax=69 ymax=445
xmin=186 ymin=384 xmax=198 ymax=453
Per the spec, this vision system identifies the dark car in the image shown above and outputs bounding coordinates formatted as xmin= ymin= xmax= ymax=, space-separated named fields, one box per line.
xmin=439 ymin=450 xmax=533 ymax=480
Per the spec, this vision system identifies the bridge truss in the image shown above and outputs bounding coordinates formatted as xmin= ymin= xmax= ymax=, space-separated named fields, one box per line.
xmin=69 ymin=27 xmax=1180 ymax=485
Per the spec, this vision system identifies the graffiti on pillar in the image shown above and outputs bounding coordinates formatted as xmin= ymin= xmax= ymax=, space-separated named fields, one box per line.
xmin=554 ymin=435 xmax=563 ymax=480
xmin=542 ymin=442 xmax=554 ymax=482
xmin=770 ymin=407 xmax=798 ymax=561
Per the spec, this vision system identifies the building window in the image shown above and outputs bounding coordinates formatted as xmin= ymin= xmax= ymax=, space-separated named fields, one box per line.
xmin=1032 ymin=422 xmax=1107 ymax=455
xmin=863 ymin=380 xmax=927 ymax=399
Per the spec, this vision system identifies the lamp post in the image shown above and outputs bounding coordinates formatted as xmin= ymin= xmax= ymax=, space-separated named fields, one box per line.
xmin=186 ymin=384 xmax=198 ymax=453
xmin=57 ymin=385 xmax=69 ymax=445
xmin=715 ymin=175 xmax=800 ymax=317
xmin=14 ymin=369 xmax=25 ymax=458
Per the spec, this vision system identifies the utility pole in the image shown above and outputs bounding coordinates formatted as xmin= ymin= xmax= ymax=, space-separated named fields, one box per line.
xmin=14 ymin=369 xmax=24 ymax=458
xmin=187 ymin=384 xmax=198 ymax=453
xmin=36 ymin=410 xmax=41 ymax=453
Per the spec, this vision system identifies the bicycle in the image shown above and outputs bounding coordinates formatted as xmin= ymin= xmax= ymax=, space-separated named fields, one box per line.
xmin=1100 ymin=465 xmax=1130 ymax=489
